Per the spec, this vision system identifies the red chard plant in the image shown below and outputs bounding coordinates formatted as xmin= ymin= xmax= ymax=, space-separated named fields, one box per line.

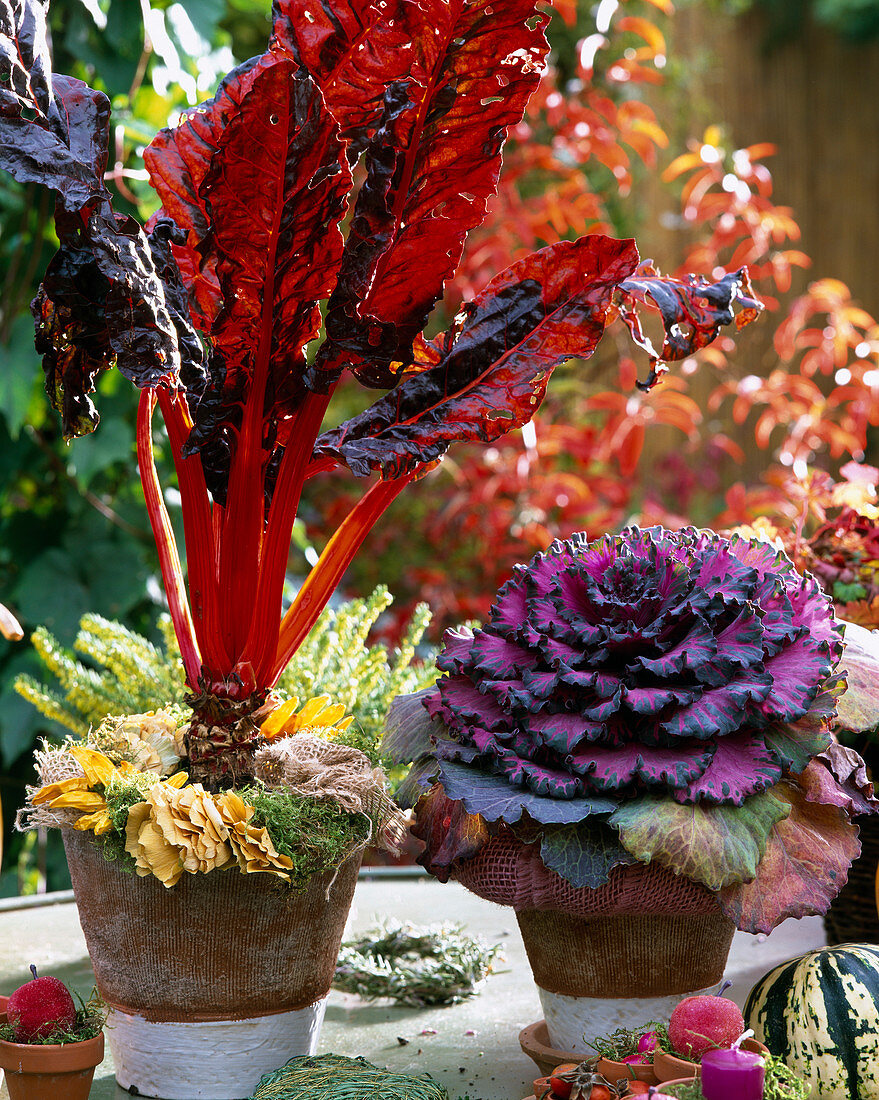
xmin=0 ymin=0 xmax=760 ymax=788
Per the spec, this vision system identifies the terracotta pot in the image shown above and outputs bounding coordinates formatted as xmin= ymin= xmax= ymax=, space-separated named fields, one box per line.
xmin=0 ymin=1014 xmax=104 ymax=1100
xmin=596 ymin=1055 xmax=659 ymax=1086
xmin=519 ymin=1019 xmax=583 ymax=1076
xmin=516 ymin=907 xmax=735 ymax=1053
xmin=653 ymin=1039 xmax=770 ymax=1082
xmin=63 ymin=829 xmax=361 ymax=1099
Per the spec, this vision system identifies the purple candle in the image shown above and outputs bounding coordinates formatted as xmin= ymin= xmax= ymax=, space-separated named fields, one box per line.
xmin=701 ymin=1046 xmax=766 ymax=1100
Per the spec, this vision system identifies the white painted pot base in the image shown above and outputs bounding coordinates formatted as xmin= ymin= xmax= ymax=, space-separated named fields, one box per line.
xmin=107 ymin=999 xmax=327 ymax=1099
xmin=538 ymin=984 xmax=713 ymax=1054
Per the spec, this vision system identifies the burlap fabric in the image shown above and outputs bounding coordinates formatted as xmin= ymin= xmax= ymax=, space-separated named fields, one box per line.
xmin=453 ymin=834 xmax=735 ymax=998
xmin=63 ymin=829 xmax=360 ymax=1021
xmin=452 ymin=834 xmax=720 ymax=916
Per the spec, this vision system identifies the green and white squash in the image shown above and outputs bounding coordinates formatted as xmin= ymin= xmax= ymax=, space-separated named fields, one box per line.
xmin=744 ymin=943 xmax=879 ymax=1100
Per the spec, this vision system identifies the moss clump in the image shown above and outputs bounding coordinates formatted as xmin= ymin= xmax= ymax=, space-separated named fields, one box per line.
xmin=239 ymin=784 xmax=371 ymax=889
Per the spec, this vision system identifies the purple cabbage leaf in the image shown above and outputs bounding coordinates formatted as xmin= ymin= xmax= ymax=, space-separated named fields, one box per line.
xmin=436 ymin=760 xmax=616 ymax=824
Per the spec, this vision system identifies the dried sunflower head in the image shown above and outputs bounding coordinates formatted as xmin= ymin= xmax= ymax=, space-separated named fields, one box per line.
xmin=260 ymin=694 xmax=353 ymax=741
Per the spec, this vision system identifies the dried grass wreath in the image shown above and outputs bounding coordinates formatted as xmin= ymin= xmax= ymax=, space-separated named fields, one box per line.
xmin=333 ymin=921 xmax=503 ymax=1007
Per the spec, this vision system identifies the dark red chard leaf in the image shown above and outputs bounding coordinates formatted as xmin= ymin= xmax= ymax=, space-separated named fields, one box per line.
xmin=315 ymin=235 xmax=640 ymax=477
xmin=144 ymin=53 xmax=280 ymax=334
xmin=616 ymin=265 xmax=764 ymax=387
xmin=0 ymin=2 xmax=185 ymax=437
xmin=144 ymin=53 xmax=273 ymax=241
xmin=306 ymin=0 xmax=549 ymax=390
xmin=147 ymin=219 xmax=207 ymax=394
xmin=34 ymin=211 xmax=185 ymax=437
xmin=0 ymin=2 xmax=109 ymax=210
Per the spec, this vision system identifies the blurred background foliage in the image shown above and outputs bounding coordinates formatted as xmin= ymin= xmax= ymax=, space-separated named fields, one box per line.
xmin=718 ymin=0 xmax=879 ymax=45
xmin=2 ymin=0 xmax=879 ymax=892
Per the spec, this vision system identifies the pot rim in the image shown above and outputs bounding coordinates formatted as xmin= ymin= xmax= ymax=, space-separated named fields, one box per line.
xmin=0 ymin=1032 xmax=104 ymax=1074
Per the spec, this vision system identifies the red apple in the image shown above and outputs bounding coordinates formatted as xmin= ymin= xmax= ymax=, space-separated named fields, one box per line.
xmin=6 ymin=965 xmax=77 ymax=1041
xmin=668 ymin=992 xmax=744 ymax=1058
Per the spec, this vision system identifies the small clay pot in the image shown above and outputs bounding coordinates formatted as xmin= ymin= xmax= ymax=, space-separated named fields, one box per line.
xmin=0 ymin=1014 xmax=104 ymax=1100
xmin=519 ymin=1019 xmax=583 ymax=1077
xmin=654 ymin=1079 xmax=704 ymax=1098
xmin=596 ymin=1056 xmax=659 ymax=1086
xmin=653 ymin=1038 xmax=770 ymax=1082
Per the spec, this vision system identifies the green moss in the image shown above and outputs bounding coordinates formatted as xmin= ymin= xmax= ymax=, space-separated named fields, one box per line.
xmin=239 ymin=784 xmax=371 ymax=890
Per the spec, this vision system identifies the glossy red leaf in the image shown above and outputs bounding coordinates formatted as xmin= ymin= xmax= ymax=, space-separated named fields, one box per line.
xmin=273 ymin=0 xmax=422 ymax=147
xmin=176 ymin=58 xmax=351 ymax=485
xmin=305 ymin=0 xmax=550 ymax=389
xmin=144 ymin=53 xmax=275 ymax=242
xmin=314 ymin=235 xmax=640 ymax=477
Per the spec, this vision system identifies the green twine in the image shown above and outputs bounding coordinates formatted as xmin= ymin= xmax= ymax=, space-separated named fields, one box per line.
xmin=250 ymin=1054 xmax=452 ymax=1100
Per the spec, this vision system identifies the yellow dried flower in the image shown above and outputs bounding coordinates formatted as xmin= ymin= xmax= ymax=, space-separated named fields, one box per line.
xmin=88 ymin=710 xmax=186 ymax=775
xmin=73 ymin=808 xmax=113 ymax=835
xmin=68 ymin=745 xmax=118 ymax=786
xmin=227 ymin=821 xmax=294 ymax=880
xmin=31 ymin=777 xmax=90 ymax=805
xmin=125 ymin=802 xmax=185 ymax=888
xmin=40 ymin=790 xmax=107 ymax=811
xmin=146 ymin=783 xmax=234 ymax=875
xmin=214 ymin=792 xmax=293 ymax=879
xmin=260 ymin=694 xmax=353 ymax=741
xmin=31 ymin=748 xmax=144 ymax=834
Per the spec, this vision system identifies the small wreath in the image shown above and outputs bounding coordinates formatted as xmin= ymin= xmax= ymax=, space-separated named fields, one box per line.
xmin=333 ymin=920 xmax=503 ymax=1006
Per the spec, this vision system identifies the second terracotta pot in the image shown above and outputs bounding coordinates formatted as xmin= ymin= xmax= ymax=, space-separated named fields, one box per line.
xmin=0 ymin=1015 xmax=104 ymax=1100
xmin=653 ymin=1038 xmax=770 ymax=1082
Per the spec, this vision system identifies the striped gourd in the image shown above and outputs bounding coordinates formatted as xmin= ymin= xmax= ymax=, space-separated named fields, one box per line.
xmin=743 ymin=943 xmax=879 ymax=1099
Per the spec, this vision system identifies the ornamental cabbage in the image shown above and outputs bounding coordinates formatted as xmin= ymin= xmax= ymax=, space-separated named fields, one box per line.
xmin=386 ymin=525 xmax=879 ymax=932
xmin=427 ymin=525 xmax=843 ymax=806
